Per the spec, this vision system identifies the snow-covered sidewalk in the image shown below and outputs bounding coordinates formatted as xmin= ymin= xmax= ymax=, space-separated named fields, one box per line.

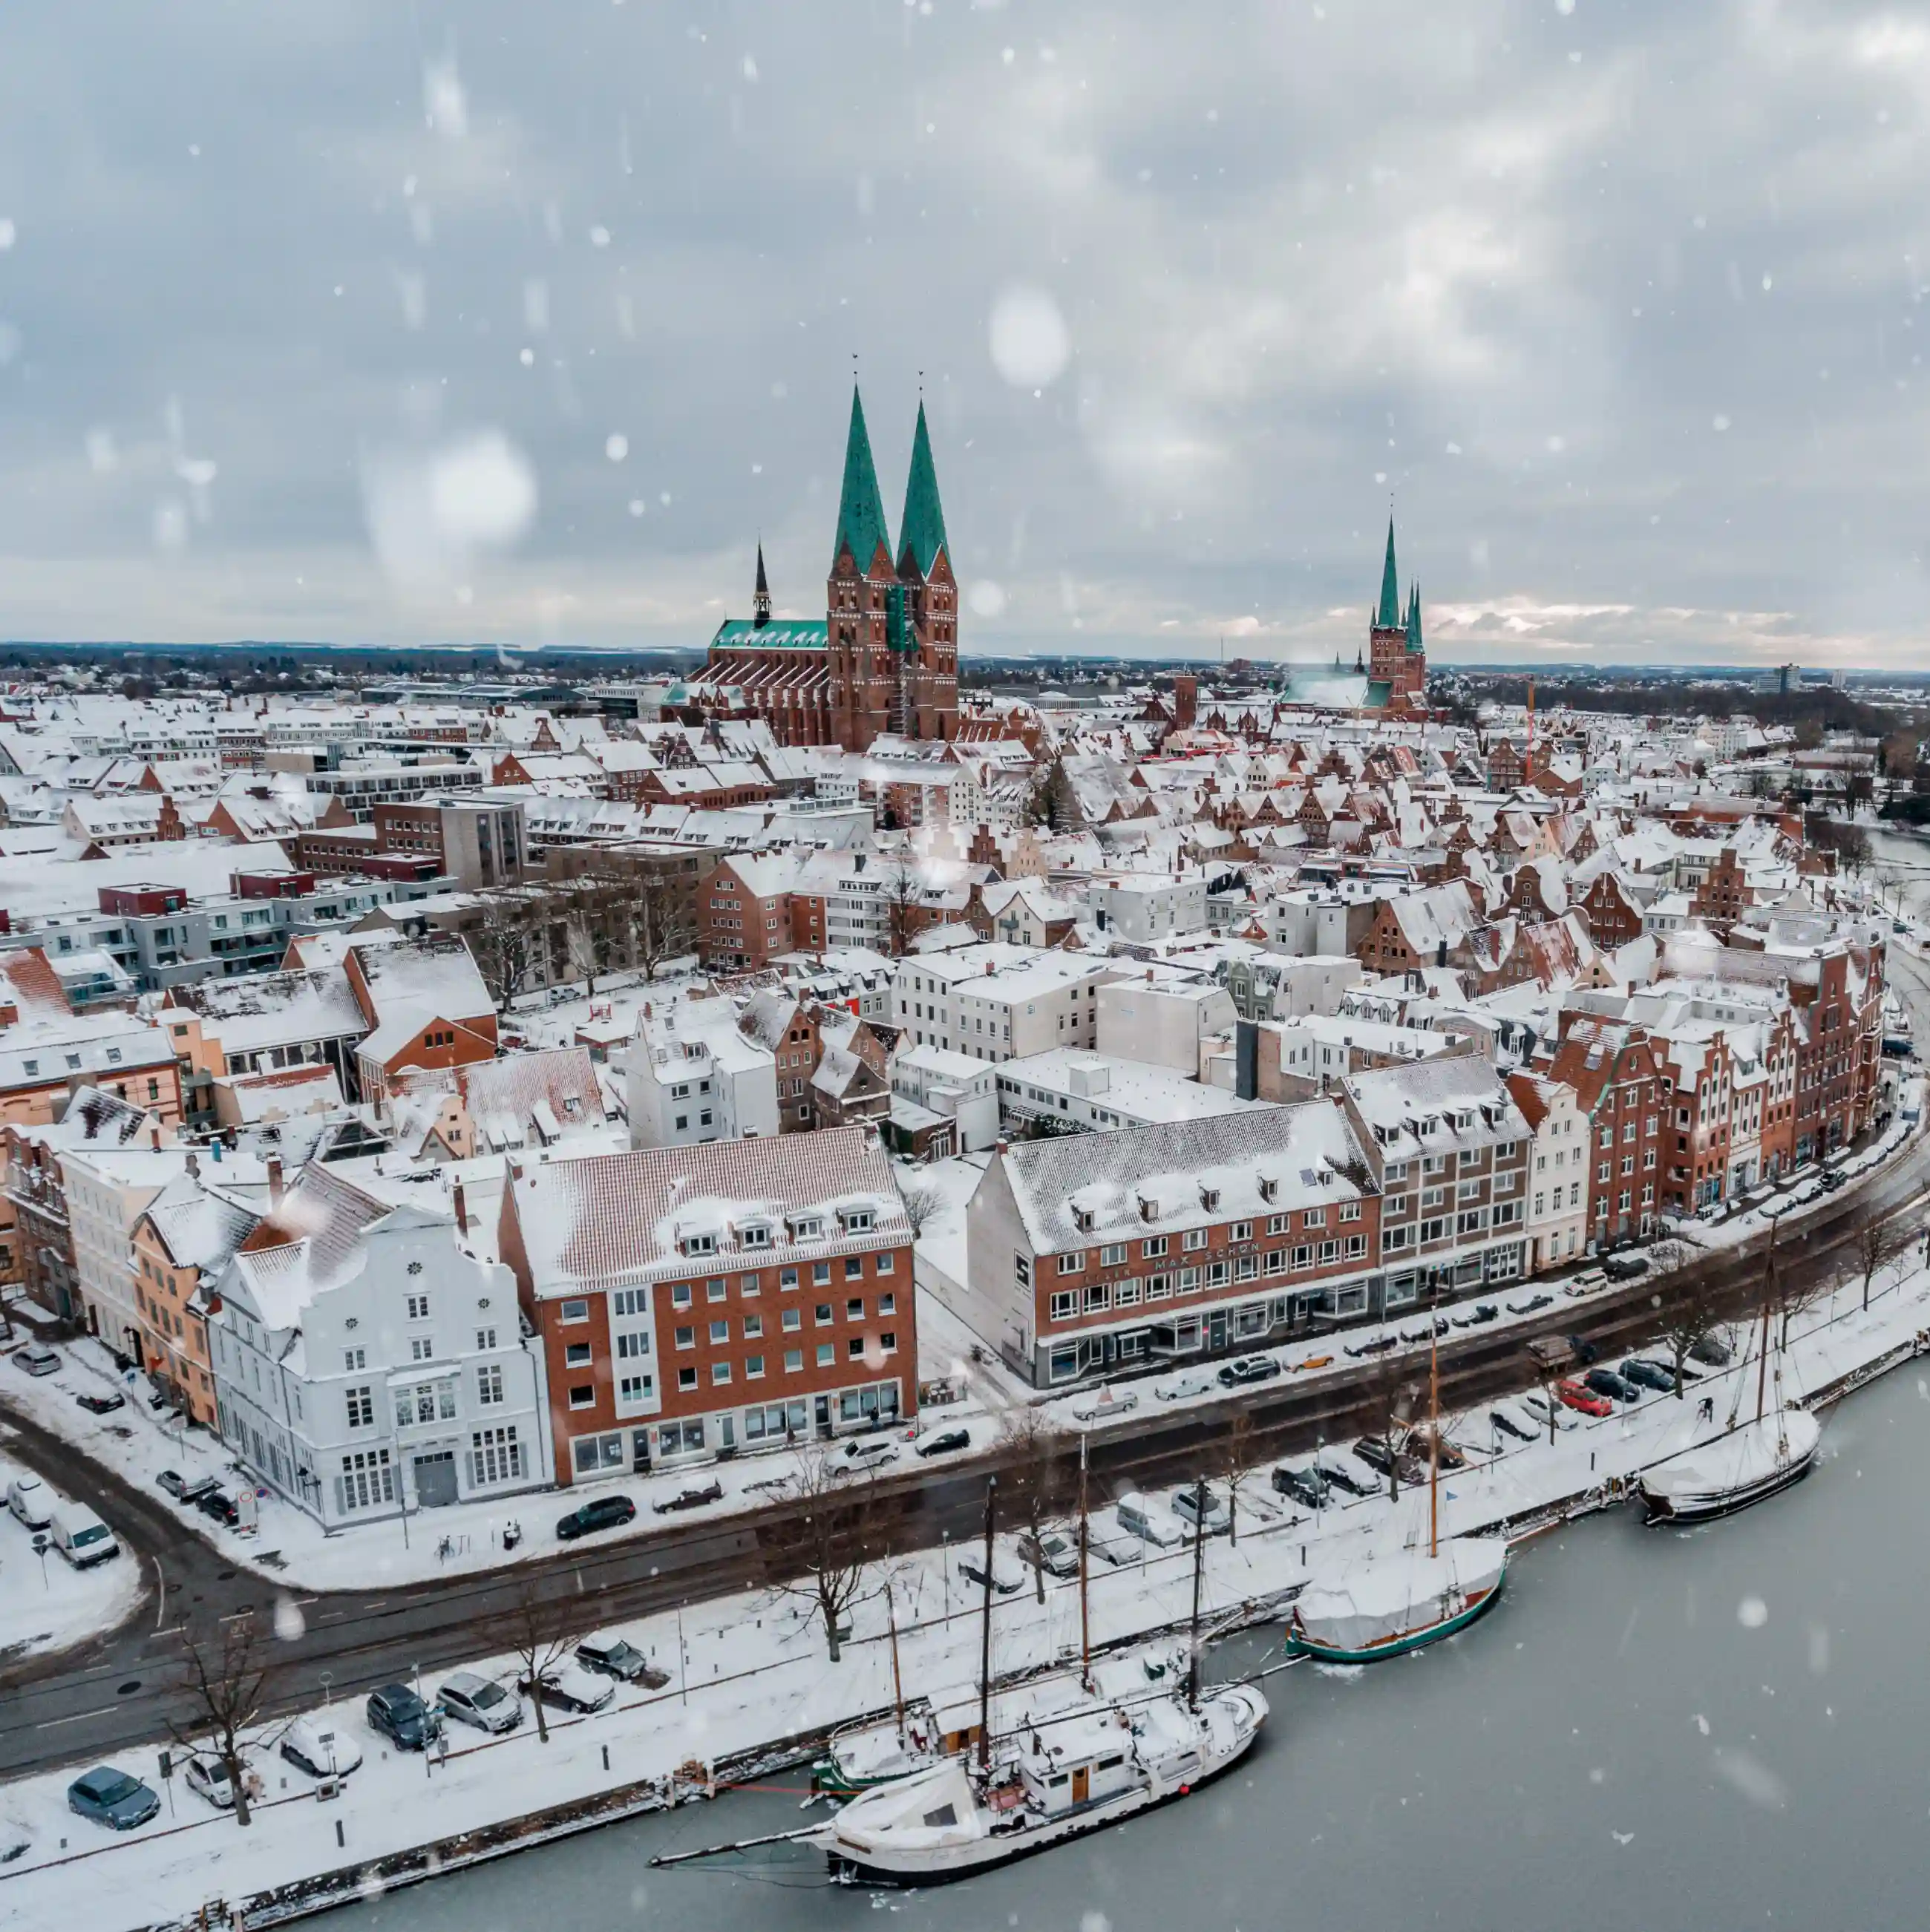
xmin=4 ymin=1252 xmax=1929 ymax=1932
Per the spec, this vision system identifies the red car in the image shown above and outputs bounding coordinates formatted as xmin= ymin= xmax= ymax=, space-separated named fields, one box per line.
xmin=1557 ymin=1378 xmax=1613 ymax=1418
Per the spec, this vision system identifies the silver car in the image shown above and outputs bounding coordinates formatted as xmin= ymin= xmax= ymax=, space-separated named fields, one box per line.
xmin=436 ymin=1671 xmax=523 ymax=1735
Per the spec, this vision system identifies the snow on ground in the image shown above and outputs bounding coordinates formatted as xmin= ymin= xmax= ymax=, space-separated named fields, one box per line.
xmin=0 ymin=1443 xmax=145 ymax=1669
xmin=4 ymin=1254 xmax=1929 ymax=1932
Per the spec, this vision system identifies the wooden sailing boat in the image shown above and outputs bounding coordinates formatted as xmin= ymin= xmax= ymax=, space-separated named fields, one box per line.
xmin=1640 ymin=1218 xmax=1820 ymax=1524
xmin=1286 ymin=1280 xmax=1507 ymax=1662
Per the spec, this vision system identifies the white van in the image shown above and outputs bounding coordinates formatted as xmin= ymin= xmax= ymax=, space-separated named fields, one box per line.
xmin=7 ymin=1473 xmax=52 ymax=1530
xmin=50 ymin=1501 xmax=119 ymax=1568
xmin=1113 ymin=1490 xmax=1186 ymax=1549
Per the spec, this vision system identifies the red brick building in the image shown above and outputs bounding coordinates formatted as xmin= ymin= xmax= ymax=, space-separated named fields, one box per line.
xmin=1544 ymin=1019 xmax=1666 ymax=1247
xmin=499 ymin=1127 xmax=917 ymax=1479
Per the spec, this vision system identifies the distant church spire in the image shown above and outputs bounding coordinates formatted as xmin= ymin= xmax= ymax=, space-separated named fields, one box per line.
xmin=753 ymin=541 xmax=771 ymax=629
xmin=1375 ymin=518 xmax=1401 ymax=630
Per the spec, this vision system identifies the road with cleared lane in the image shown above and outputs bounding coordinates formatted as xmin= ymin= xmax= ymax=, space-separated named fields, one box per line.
xmin=3 ymin=945 xmax=1926 ymax=1782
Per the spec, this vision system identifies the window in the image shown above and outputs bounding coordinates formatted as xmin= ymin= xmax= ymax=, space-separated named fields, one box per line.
xmin=743 ymin=1313 xmax=763 ymax=1339
xmin=706 ymin=1278 xmax=727 ymax=1303
xmin=345 ymin=1385 xmax=373 ymax=1430
xmin=707 ymin=1319 xmax=728 ymax=1344
xmin=877 ymin=1292 xmax=895 ymax=1317
xmin=410 ymin=1336 xmax=435 ymax=1361
xmin=560 ymin=1299 xmax=590 ymax=1324
xmin=470 ymin=1426 xmax=524 ymax=1487
xmin=674 ymin=1326 xmax=694 ymax=1350
xmin=474 ymin=1327 xmax=497 ymax=1352
xmin=406 ymin=1293 xmax=431 ymax=1321
xmin=844 ymin=1255 xmax=863 ymax=1280
xmin=1058 ymin=1251 xmax=1085 ymax=1275
xmin=1142 ymin=1236 xmax=1168 ymax=1259
xmin=570 ymin=1431 xmax=624 ymax=1476
xmin=745 ymin=1355 xmax=765 ymax=1378
xmin=1050 ymin=1290 xmax=1077 ymax=1320
xmin=477 ymin=1363 xmax=504 ymax=1405
xmin=336 ymin=1448 xmax=394 ymax=1513
xmin=612 ymin=1288 xmax=648 ymax=1317
xmin=846 ymin=1297 xmax=864 ymax=1320
xmin=343 ymin=1346 xmax=366 ymax=1373
xmin=817 ymin=1343 xmax=835 ymax=1366
xmin=785 ymin=1349 xmax=804 ymax=1372
xmin=617 ymin=1331 xmax=650 ymax=1358
xmin=815 ymin=1303 xmax=834 ymax=1326
xmin=678 ymin=1366 xmax=699 ymax=1391
xmin=712 ymin=1361 xmax=732 ymax=1384
xmin=568 ymin=1383 xmax=596 ymax=1409
xmin=1338 ymin=1202 xmax=1361 ymax=1222
xmin=566 ymin=1341 xmax=592 ymax=1367
xmin=875 ymin=1250 xmax=894 ymax=1274
xmin=670 ymin=1283 xmax=692 ymax=1309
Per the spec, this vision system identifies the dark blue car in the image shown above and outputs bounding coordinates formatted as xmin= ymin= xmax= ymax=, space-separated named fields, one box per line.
xmin=68 ymin=1766 xmax=160 ymax=1830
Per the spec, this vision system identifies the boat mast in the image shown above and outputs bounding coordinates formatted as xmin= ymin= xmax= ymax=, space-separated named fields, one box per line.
xmin=1756 ymin=1219 xmax=1777 ymax=1424
xmin=977 ymin=1476 xmax=997 ymax=1772
xmin=1428 ymin=1277 xmax=1442 ymax=1560
xmin=886 ymin=1580 xmax=905 ymax=1743
xmin=1187 ymin=1475 xmax=1206 ymax=1712
xmin=1078 ymin=1430 xmax=1092 ymax=1692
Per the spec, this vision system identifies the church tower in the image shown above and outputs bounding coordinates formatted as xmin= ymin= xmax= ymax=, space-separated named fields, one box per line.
xmin=894 ymin=399 xmax=958 ymax=744
xmin=1367 ymin=518 xmax=1427 ymax=705
xmin=825 ymin=385 xmax=900 ymax=752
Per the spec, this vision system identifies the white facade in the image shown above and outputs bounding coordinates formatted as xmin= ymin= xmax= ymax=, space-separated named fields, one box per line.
xmin=892 ymin=945 xmax=1119 ymax=1064
xmin=60 ymin=1147 xmax=186 ymax=1360
xmin=891 ymin=1044 xmax=1001 ymax=1152
xmin=1096 ymin=973 xmax=1239 ymax=1075
xmin=1522 ymin=1082 xmax=1591 ymax=1273
xmin=210 ymin=1200 xmax=552 ymax=1527
xmin=995 ymin=1049 xmax=1266 ymax=1133
xmin=625 ymin=1010 xmax=779 ymax=1150
xmin=1087 ymin=872 xmax=1208 ymax=943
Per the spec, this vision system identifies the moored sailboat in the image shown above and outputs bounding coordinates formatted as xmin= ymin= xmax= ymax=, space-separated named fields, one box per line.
xmin=1286 ymin=1536 xmax=1508 ymax=1662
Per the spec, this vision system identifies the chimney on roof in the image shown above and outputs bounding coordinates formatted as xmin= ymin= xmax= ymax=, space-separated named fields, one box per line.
xmin=267 ymin=1154 xmax=284 ymax=1209
xmin=452 ymin=1177 xmax=468 ymax=1232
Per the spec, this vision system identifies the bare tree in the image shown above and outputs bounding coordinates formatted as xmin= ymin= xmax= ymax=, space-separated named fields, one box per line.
xmin=1854 ymin=1214 xmax=1914 ymax=1312
xmin=998 ymin=1407 xmax=1064 ymax=1603
xmin=1364 ymin=1357 xmax=1421 ymax=1500
xmin=766 ymin=1449 xmax=887 ymax=1662
xmin=169 ymin=1612 xmax=281 ymax=1827
xmin=471 ymin=893 xmax=546 ymax=1012
xmin=894 ymin=1171 xmax=943 ymax=1239
xmin=1220 ymin=1409 xmax=1259 ymax=1548
xmin=1658 ymin=1270 xmax=1723 ymax=1399
xmin=882 ymin=862 xmax=928 ymax=960
xmin=504 ymin=1577 xmax=580 ymax=1744
xmin=634 ymin=865 xmax=696 ymax=982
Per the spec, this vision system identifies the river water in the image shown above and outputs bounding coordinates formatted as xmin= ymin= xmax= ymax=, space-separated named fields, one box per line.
xmin=322 ymin=1355 xmax=1930 ymax=1932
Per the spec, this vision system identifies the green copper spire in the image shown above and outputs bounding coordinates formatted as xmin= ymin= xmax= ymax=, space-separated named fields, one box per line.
xmin=898 ymin=400 xmax=949 ymax=578
xmin=1406 ymin=581 xmax=1423 ymax=652
xmin=1375 ymin=518 xmax=1401 ymax=629
xmin=832 ymin=385 xmax=892 ymax=572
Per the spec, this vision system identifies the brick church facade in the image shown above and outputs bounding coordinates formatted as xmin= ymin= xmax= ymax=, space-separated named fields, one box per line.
xmin=1365 ymin=520 xmax=1428 ymax=708
xmin=703 ymin=388 xmax=959 ymax=752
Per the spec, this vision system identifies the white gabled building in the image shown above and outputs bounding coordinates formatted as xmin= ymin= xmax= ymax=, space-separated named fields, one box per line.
xmin=892 ymin=944 xmax=1121 ymax=1063
xmin=209 ymin=1166 xmax=552 ymax=1526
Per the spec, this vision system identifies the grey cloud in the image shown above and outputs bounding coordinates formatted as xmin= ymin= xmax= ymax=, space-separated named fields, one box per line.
xmin=0 ymin=0 xmax=1923 ymax=666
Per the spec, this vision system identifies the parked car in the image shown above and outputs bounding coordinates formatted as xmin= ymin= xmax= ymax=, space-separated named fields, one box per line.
xmin=1490 ymin=1407 xmax=1538 ymax=1444
xmin=1171 ymin=1484 xmax=1231 ymax=1536
xmin=1450 ymin=1303 xmax=1500 ymax=1328
xmin=1689 ymin=1333 xmax=1734 ymax=1367
xmin=1113 ymin=1491 xmax=1187 ymax=1549
xmin=1583 ymin=1367 xmax=1641 ymax=1404
xmin=1018 ymin=1528 xmax=1082 ymax=1579
xmin=958 ymin=1551 xmax=1026 ymax=1596
xmin=367 ymin=1684 xmax=442 ymax=1752
xmin=1520 ymin=1391 xmax=1579 ymax=1433
xmin=50 ymin=1502 xmax=120 ymax=1568
xmin=653 ymin=1481 xmax=723 ymax=1513
xmin=1085 ymin=1529 xmax=1140 ymax=1568
xmin=577 ymin=1634 xmax=668 ymax=1686
xmin=915 ymin=1427 xmax=970 ymax=1458
xmin=1620 ymin=1358 xmax=1678 ymax=1394
xmin=437 ymin=1672 xmax=523 ymax=1735
xmin=1071 ymin=1383 xmax=1140 ymax=1421
xmin=1818 ymin=1168 xmax=1846 ymax=1193
xmin=11 ymin=1343 xmax=59 ymax=1378
xmin=280 ymin=1712 xmax=363 ymax=1780
xmin=838 ymin=1437 xmax=898 ymax=1473
xmin=184 ymin=1753 xmax=249 ymax=1810
xmin=1272 ymin=1463 xmax=1331 ymax=1509
xmin=1351 ymin=1437 xmax=1427 ymax=1485
xmin=1317 ymin=1459 xmax=1373 ymax=1497
xmin=157 ymin=1470 xmax=188 ymax=1498
xmin=1294 ymin=1355 xmax=1335 ymax=1372
xmin=158 ymin=1470 xmax=220 ymax=1505
xmin=76 ymin=1391 xmax=125 ymax=1415
xmin=67 ymin=1766 xmax=160 ymax=1831
xmin=1216 ymin=1355 xmax=1281 ymax=1388
xmin=1566 ymin=1335 xmax=1601 ymax=1365
xmin=1557 ymin=1379 xmax=1614 ymax=1418
xmin=520 ymin=1663 xmax=615 ymax=1715
xmin=557 ymin=1494 xmax=637 ymax=1541
xmin=1400 ymin=1429 xmax=1466 ymax=1471
xmin=6 ymin=1473 xmax=52 ymax=1529
xmin=1154 ymin=1371 xmax=1215 ymax=1402
xmin=1602 ymin=1254 xmax=1650 ymax=1283
xmin=195 ymin=1487 xmax=241 ymax=1527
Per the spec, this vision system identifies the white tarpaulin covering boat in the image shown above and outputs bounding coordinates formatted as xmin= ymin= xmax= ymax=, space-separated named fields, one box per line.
xmin=1289 ymin=1536 xmax=1508 ymax=1660
xmin=1640 ymin=1407 xmax=1820 ymax=1523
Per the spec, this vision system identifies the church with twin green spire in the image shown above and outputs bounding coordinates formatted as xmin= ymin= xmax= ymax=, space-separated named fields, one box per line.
xmin=704 ymin=386 xmax=960 ymax=752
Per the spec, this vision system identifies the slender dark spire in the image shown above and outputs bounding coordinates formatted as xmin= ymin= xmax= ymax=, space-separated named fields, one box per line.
xmin=1375 ymin=518 xmax=1401 ymax=629
xmin=898 ymin=399 xmax=949 ymax=578
xmin=1406 ymin=580 xmax=1424 ymax=652
xmin=832 ymin=384 xmax=892 ymax=572
xmin=753 ymin=540 xmax=771 ymax=629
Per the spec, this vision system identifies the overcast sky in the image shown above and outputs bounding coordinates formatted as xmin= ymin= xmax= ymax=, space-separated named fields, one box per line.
xmin=1 ymin=1 xmax=1927 ymax=668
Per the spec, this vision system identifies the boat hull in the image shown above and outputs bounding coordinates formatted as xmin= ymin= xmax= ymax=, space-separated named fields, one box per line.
xmin=820 ymin=1692 xmax=1265 ymax=1886
xmin=1640 ymin=1445 xmax=1816 ymax=1524
xmin=1286 ymin=1576 xmax=1503 ymax=1665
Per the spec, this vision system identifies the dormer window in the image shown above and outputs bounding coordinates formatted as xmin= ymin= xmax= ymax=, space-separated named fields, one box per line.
xmin=840 ymin=1208 xmax=874 ymax=1235
xmin=1200 ymin=1186 xmax=1220 ymax=1213
xmin=1257 ymin=1176 xmax=1278 ymax=1204
xmin=739 ymin=1223 xmax=772 ymax=1249
xmin=1073 ymin=1205 xmax=1095 ymax=1234
xmin=681 ymin=1232 xmax=717 ymax=1258
xmin=1137 ymin=1194 xmax=1159 ymax=1223
xmin=788 ymin=1214 xmax=824 ymax=1242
